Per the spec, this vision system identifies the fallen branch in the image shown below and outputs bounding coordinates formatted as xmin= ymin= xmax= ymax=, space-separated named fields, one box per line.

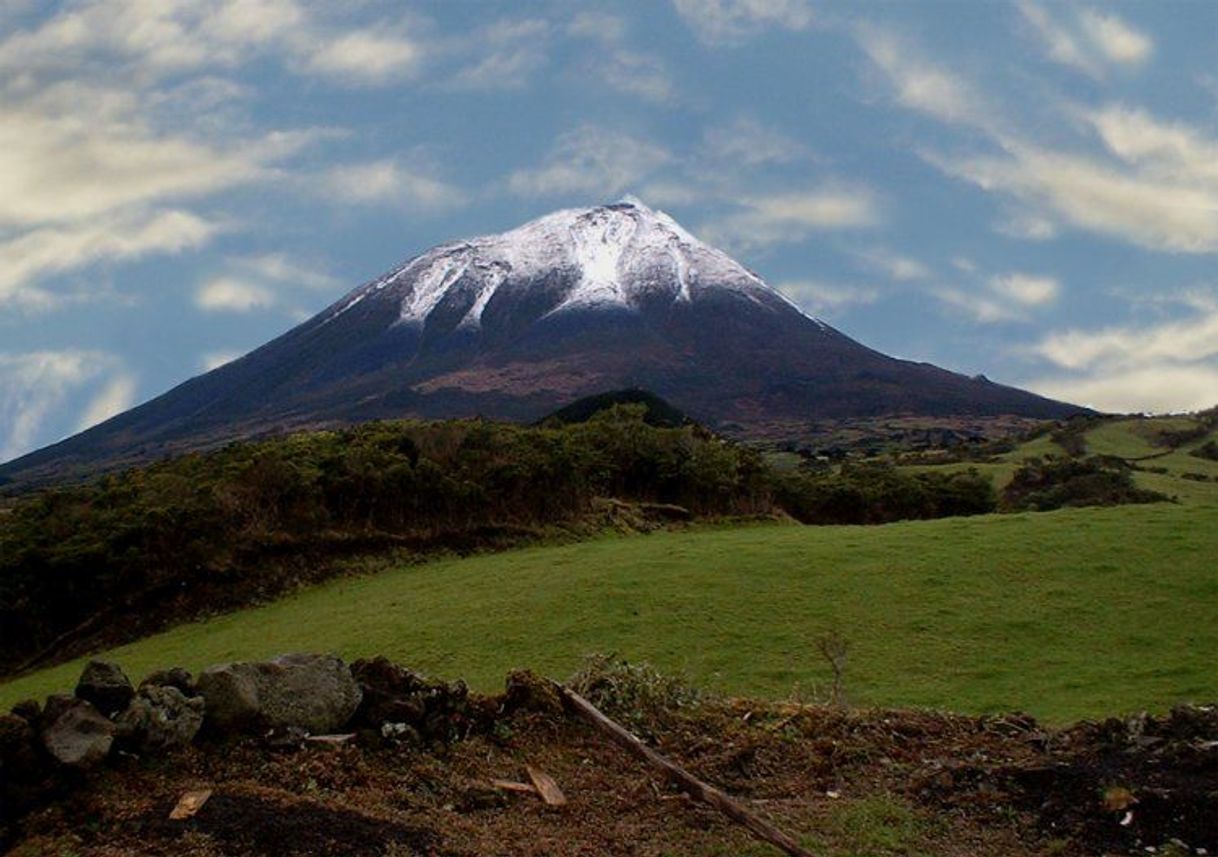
xmin=553 ymin=682 xmax=816 ymax=857
xmin=491 ymin=779 xmax=537 ymax=795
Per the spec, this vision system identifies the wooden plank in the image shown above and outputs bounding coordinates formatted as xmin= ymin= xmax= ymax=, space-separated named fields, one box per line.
xmin=554 ymin=682 xmax=816 ymax=857
xmin=169 ymin=789 xmax=213 ymax=820
xmin=525 ymin=765 xmax=568 ymax=807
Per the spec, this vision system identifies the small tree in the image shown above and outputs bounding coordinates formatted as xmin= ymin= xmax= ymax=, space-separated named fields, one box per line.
xmin=817 ymin=631 xmax=849 ymax=708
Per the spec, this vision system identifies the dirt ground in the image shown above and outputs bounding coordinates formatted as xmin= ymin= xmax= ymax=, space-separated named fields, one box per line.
xmin=5 ymin=697 xmax=1217 ymax=857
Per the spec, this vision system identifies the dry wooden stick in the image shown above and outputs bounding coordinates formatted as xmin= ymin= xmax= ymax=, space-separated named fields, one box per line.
xmin=553 ymin=682 xmax=816 ymax=857
xmin=525 ymin=765 xmax=568 ymax=806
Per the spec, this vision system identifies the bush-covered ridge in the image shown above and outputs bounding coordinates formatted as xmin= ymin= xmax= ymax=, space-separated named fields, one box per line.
xmin=0 ymin=408 xmax=772 ymax=674
xmin=0 ymin=407 xmax=1013 ymax=676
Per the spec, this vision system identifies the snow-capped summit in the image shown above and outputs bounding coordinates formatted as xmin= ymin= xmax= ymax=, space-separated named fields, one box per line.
xmin=328 ymin=198 xmax=809 ymax=331
xmin=0 ymin=201 xmax=1084 ymax=485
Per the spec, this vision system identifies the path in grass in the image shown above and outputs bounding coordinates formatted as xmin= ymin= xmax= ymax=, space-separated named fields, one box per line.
xmin=4 ymin=500 xmax=1215 ymax=723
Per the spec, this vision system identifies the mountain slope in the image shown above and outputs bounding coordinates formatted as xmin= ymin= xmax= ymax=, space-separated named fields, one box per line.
xmin=1 ymin=198 xmax=1081 ymax=485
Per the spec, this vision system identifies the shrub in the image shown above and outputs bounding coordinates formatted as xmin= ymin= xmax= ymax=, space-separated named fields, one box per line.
xmin=775 ymin=464 xmax=995 ymax=525
xmin=568 ymin=653 xmax=704 ymax=738
xmin=1001 ymin=456 xmax=1169 ymax=512
xmin=1190 ymin=440 xmax=1218 ymax=462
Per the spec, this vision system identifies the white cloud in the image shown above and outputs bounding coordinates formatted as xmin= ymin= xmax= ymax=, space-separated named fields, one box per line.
xmin=942 ymin=144 xmax=1218 ymax=253
xmin=0 ymin=9 xmax=332 ymax=308
xmin=0 ymin=349 xmax=120 ymax=462
xmin=990 ymin=273 xmax=1060 ymax=306
xmin=567 ymin=12 xmax=626 ymax=43
xmin=234 ymin=253 xmax=340 ymax=292
xmin=776 ymin=279 xmax=879 ymax=315
xmin=195 ymin=277 xmax=275 ymax=312
xmin=1087 ymin=105 xmax=1218 ymax=184
xmin=703 ymin=188 xmax=881 ymax=249
xmin=507 ymin=126 xmax=672 ymax=198
xmin=76 ymin=374 xmax=137 ymax=431
xmin=299 ymin=27 xmax=422 ymax=85
xmin=322 ymin=160 xmax=467 ymax=210
xmin=0 ymin=1 xmax=425 ymax=87
xmin=1017 ymin=2 xmax=1152 ymax=78
xmin=854 ymin=247 xmax=929 ymax=281
xmin=0 ymin=99 xmax=277 ymax=228
xmin=0 ymin=209 xmax=217 ymax=308
xmin=857 ymin=26 xmax=1218 ymax=255
xmin=1033 ymin=311 xmax=1218 ymax=372
xmin=1080 ymin=9 xmax=1152 ymax=66
xmin=995 ymin=212 xmax=1058 ymax=241
xmin=448 ymin=19 xmax=549 ymax=91
xmin=702 ymin=117 xmax=810 ymax=167
xmin=856 ymin=27 xmax=992 ymax=130
xmin=1029 ymin=364 xmax=1218 ymax=415
xmin=594 ymin=50 xmax=675 ymax=104
xmin=1024 ymin=305 xmax=1218 ymax=413
xmin=932 ymin=271 xmax=1060 ymax=323
xmin=200 ymin=350 xmax=243 ymax=372
xmin=671 ymin=0 xmax=813 ymax=44
xmin=564 ymin=12 xmax=674 ymax=104
xmin=932 ymin=288 xmax=1026 ymax=324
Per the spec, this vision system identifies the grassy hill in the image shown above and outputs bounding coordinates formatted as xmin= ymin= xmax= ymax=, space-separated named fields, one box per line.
xmin=4 ymin=501 xmax=1215 ymax=723
xmin=3 ymin=415 xmax=1214 ymax=722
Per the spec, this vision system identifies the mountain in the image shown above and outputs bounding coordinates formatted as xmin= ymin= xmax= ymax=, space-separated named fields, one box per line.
xmin=0 ymin=198 xmax=1082 ymax=486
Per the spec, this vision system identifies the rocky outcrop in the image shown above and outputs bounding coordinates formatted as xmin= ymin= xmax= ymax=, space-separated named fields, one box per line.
xmin=196 ymin=653 xmax=361 ymax=734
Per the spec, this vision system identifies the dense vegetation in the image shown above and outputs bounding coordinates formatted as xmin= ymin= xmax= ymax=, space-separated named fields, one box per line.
xmin=540 ymin=388 xmax=691 ymax=428
xmin=0 ymin=407 xmax=1018 ymax=674
xmin=1192 ymin=440 xmax=1218 ymax=462
xmin=775 ymin=462 xmax=995 ymax=524
xmin=1 ymin=407 xmax=777 ymax=673
xmin=9 ymin=404 xmax=1209 ymax=678
xmin=1001 ymin=456 xmax=1169 ymax=511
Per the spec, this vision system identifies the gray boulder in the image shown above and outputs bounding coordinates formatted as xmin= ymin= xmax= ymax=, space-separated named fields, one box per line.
xmin=197 ymin=653 xmax=361 ymax=735
xmin=115 ymin=686 xmax=205 ymax=753
xmin=74 ymin=661 xmax=134 ymax=717
xmin=41 ymin=699 xmax=115 ymax=767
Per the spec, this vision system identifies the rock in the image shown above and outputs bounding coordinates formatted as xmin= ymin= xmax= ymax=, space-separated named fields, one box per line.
xmin=114 ymin=686 xmax=205 ymax=753
xmin=349 ymin=657 xmax=472 ymax=743
xmin=9 ymin=699 xmax=41 ymax=725
xmin=350 ymin=657 xmax=430 ymax=727
xmin=41 ymin=694 xmax=76 ymax=726
xmin=0 ymin=713 xmax=42 ymax=774
xmin=380 ymin=722 xmax=422 ymax=747
xmin=41 ymin=699 xmax=115 ymax=767
xmin=0 ymin=713 xmax=52 ymax=823
xmin=74 ymin=661 xmax=134 ymax=717
xmin=138 ymin=667 xmax=195 ymax=696
xmin=263 ymin=725 xmax=309 ymax=751
xmin=197 ymin=653 xmax=361 ymax=735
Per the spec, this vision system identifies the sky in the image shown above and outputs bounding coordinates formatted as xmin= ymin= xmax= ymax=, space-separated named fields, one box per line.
xmin=3 ymin=0 xmax=1218 ymax=463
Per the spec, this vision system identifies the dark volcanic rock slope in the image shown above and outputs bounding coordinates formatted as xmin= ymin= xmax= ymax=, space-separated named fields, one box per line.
xmin=2 ymin=199 xmax=1080 ymax=483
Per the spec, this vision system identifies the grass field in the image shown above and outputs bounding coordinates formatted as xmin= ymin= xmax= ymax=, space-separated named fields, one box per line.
xmin=4 ymin=501 xmax=1215 ymax=723
xmin=4 ymin=419 xmax=1214 ymax=723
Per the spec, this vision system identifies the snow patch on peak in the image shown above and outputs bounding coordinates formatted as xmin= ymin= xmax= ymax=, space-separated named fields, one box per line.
xmin=334 ymin=199 xmax=815 ymax=330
